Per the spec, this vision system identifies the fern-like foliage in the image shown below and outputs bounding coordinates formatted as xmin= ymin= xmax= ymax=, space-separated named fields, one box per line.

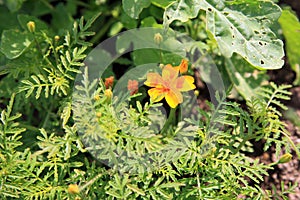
xmin=17 ymin=13 xmax=100 ymax=99
xmin=71 ymin=68 xmax=298 ymax=199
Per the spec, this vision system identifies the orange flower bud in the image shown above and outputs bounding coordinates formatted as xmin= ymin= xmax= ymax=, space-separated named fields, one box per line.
xmin=177 ymin=59 xmax=188 ymax=74
xmin=104 ymin=76 xmax=114 ymax=89
xmin=127 ymin=80 xmax=139 ymax=95
xmin=96 ymin=112 xmax=102 ymax=118
xmin=68 ymin=184 xmax=80 ymax=194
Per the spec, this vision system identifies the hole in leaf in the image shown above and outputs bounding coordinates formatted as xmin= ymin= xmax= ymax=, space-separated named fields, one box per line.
xmin=259 ymin=42 xmax=263 ymax=46
xmin=260 ymin=60 xmax=264 ymax=65
xmin=254 ymin=30 xmax=259 ymax=34
xmin=208 ymin=8 xmax=212 ymax=12
xmin=230 ymin=26 xmax=233 ymax=30
xmin=232 ymin=35 xmax=235 ymax=38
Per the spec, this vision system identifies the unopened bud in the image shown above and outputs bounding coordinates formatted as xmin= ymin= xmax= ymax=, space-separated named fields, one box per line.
xmin=54 ymin=35 xmax=60 ymax=41
xmin=94 ymin=94 xmax=100 ymax=101
xmin=278 ymin=153 xmax=292 ymax=164
xmin=68 ymin=184 xmax=80 ymax=194
xmin=194 ymin=90 xmax=199 ymax=97
xmin=96 ymin=112 xmax=102 ymax=118
xmin=154 ymin=33 xmax=163 ymax=44
xmin=27 ymin=21 xmax=35 ymax=33
xmin=104 ymin=89 xmax=113 ymax=100
xmin=159 ymin=63 xmax=164 ymax=69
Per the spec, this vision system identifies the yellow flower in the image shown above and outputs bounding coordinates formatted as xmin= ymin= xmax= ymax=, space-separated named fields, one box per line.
xmin=144 ymin=61 xmax=195 ymax=108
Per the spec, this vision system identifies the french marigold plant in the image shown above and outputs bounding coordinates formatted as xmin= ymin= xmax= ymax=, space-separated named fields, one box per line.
xmin=144 ymin=59 xmax=196 ymax=108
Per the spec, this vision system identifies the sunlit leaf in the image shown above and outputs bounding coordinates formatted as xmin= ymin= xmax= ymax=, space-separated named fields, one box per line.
xmin=164 ymin=0 xmax=284 ymax=69
xmin=279 ymin=8 xmax=300 ymax=85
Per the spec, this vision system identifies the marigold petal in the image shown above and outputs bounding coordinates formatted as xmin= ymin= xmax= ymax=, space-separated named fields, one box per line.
xmin=162 ymin=64 xmax=178 ymax=82
xmin=175 ymin=76 xmax=196 ymax=91
xmin=144 ymin=73 xmax=163 ymax=87
xmin=148 ymin=87 xmax=166 ymax=102
xmin=165 ymin=89 xmax=182 ymax=108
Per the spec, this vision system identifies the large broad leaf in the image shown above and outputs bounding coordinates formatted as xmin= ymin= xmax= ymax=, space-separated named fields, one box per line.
xmin=164 ymin=0 xmax=284 ymax=70
xmin=224 ymin=54 xmax=268 ymax=99
xmin=0 ymin=30 xmax=33 ymax=59
xmin=151 ymin=0 xmax=175 ymax=9
xmin=279 ymin=8 xmax=300 ymax=85
xmin=122 ymin=0 xmax=151 ymax=19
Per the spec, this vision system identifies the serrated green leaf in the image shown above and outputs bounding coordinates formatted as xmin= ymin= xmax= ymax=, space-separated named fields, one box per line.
xmin=279 ymin=8 xmax=300 ymax=85
xmin=0 ymin=30 xmax=33 ymax=59
xmin=126 ymin=184 xmax=145 ymax=196
xmin=122 ymin=0 xmax=151 ymax=19
xmin=164 ymin=0 xmax=284 ymax=69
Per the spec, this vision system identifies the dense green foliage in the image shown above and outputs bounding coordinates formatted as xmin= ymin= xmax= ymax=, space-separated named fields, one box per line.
xmin=0 ymin=0 xmax=299 ymax=199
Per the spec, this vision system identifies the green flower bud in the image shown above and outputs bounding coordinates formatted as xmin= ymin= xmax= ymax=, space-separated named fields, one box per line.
xmin=27 ymin=21 xmax=35 ymax=33
xmin=54 ymin=35 xmax=60 ymax=41
xmin=154 ymin=33 xmax=163 ymax=44
xmin=278 ymin=153 xmax=292 ymax=164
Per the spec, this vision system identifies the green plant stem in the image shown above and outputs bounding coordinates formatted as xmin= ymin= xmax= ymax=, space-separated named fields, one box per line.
xmin=90 ymin=18 xmax=116 ymax=44
xmin=161 ymin=107 xmax=176 ymax=136
xmin=281 ymin=130 xmax=300 ymax=159
xmin=233 ymin=134 xmax=257 ymax=154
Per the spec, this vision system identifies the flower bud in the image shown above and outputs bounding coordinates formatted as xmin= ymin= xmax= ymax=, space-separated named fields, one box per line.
xmin=54 ymin=35 xmax=60 ymax=41
xmin=104 ymin=76 xmax=114 ymax=89
xmin=68 ymin=184 xmax=80 ymax=194
xmin=27 ymin=21 xmax=36 ymax=33
xmin=154 ymin=33 xmax=163 ymax=44
xmin=194 ymin=90 xmax=199 ymax=97
xmin=96 ymin=112 xmax=102 ymax=118
xmin=278 ymin=153 xmax=292 ymax=164
xmin=94 ymin=94 xmax=100 ymax=101
xmin=104 ymin=89 xmax=113 ymax=100
xmin=127 ymin=79 xmax=139 ymax=95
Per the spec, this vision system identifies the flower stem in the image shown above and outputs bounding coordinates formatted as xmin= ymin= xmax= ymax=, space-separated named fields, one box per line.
xmin=161 ymin=107 xmax=177 ymax=136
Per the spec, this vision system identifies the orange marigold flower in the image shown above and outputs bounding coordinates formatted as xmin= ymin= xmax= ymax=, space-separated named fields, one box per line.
xmin=174 ymin=59 xmax=188 ymax=74
xmin=144 ymin=63 xmax=196 ymax=108
xmin=127 ymin=79 xmax=139 ymax=95
xmin=104 ymin=76 xmax=114 ymax=89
